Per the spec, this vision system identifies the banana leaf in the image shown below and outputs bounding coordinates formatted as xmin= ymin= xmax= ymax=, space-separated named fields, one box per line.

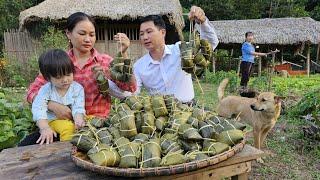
xmin=108 ymin=127 xmax=121 ymax=140
xmin=87 ymin=144 xmax=120 ymax=167
xmin=155 ymin=116 xmax=168 ymax=131
xmin=187 ymin=116 xmax=199 ymax=129
xmin=142 ymin=112 xmax=156 ymax=135
xmin=141 ymin=96 xmax=152 ymax=112
xmin=192 ymin=108 xmax=207 ymax=121
xmin=105 ymin=112 xmax=121 ymax=128
xmin=112 ymin=56 xmax=125 ymax=73
xmin=180 ymin=139 xmax=202 ymax=152
xmin=194 ymin=52 xmax=208 ymax=67
xmin=199 ymin=121 xmax=216 ymax=139
xmin=95 ymin=71 xmax=109 ymax=97
xmin=152 ymin=95 xmax=168 ymax=118
xmin=71 ymin=131 xmax=98 ymax=152
xmin=216 ymin=129 xmax=244 ymax=146
xmin=133 ymin=133 xmax=149 ymax=144
xmin=90 ymin=117 xmax=104 ymax=128
xmin=117 ymin=103 xmax=131 ymax=112
xmin=110 ymin=69 xmax=126 ymax=82
xmin=125 ymin=96 xmax=143 ymax=111
xmin=160 ymin=133 xmax=181 ymax=155
xmin=186 ymin=150 xmax=209 ymax=162
xmin=119 ymin=110 xmax=137 ymax=138
xmin=200 ymin=39 xmax=213 ymax=60
xmin=160 ymin=151 xmax=186 ymax=166
xmin=118 ymin=142 xmax=141 ymax=168
xmin=135 ymin=112 xmax=143 ymax=133
xmin=96 ymin=127 xmax=113 ymax=145
xmin=203 ymin=140 xmax=230 ymax=156
xmin=141 ymin=138 xmax=161 ymax=168
xmin=178 ymin=124 xmax=202 ymax=140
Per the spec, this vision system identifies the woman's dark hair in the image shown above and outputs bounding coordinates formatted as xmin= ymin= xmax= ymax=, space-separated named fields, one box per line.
xmin=66 ymin=12 xmax=96 ymax=32
xmin=245 ymin=32 xmax=254 ymax=38
xmin=38 ymin=49 xmax=75 ymax=81
xmin=140 ymin=15 xmax=166 ymax=30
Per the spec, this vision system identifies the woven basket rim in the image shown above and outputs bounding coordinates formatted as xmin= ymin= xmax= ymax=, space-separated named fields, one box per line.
xmin=71 ymin=139 xmax=245 ymax=177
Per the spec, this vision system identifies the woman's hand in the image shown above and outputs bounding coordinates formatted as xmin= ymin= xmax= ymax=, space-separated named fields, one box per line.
xmin=48 ymin=101 xmax=72 ymax=120
xmin=114 ymin=33 xmax=130 ymax=55
xmin=36 ymin=119 xmax=57 ymax=145
xmin=189 ymin=6 xmax=206 ymax=24
xmin=92 ymin=64 xmax=110 ymax=79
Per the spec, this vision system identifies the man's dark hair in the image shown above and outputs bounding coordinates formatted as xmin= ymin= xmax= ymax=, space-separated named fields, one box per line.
xmin=140 ymin=15 xmax=166 ymax=30
xmin=38 ymin=49 xmax=75 ymax=81
xmin=245 ymin=32 xmax=254 ymax=38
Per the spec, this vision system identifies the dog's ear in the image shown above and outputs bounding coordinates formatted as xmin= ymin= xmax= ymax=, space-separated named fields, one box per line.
xmin=274 ymin=96 xmax=285 ymax=104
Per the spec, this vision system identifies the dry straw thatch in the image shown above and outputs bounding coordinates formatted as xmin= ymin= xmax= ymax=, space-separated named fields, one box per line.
xmin=19 ymin=0 xmax=184 ymax=30
xmin=211 ymin=17 xmax=320 ymax=45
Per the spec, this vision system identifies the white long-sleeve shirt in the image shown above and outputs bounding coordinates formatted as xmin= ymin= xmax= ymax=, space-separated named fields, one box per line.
xmin=133 ymin=18 xmax=219 ymax=102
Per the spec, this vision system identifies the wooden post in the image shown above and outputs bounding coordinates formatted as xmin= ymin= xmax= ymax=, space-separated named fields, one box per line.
xmin=268 ymin=53 xmax=276 ymax=91
xmin=307 ymin=44 xmax=311 ymax=77
xmin=230 ymin=48 xmax=234 ymax=71
xmin=258 ymin=57 xmax=262 ymax=77
xmin=237 ymin=58 xmax=241 ymax=76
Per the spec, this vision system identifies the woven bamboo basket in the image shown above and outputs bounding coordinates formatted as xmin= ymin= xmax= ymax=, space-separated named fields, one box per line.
xmin=71 ymin=139 xmax=245 ymax=177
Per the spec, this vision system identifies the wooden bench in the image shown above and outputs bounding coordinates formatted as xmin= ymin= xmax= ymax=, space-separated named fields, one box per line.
xmin=0 ymin=142 xmax=264 ymax=180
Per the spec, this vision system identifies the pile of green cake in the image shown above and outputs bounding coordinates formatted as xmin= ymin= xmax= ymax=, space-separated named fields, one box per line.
xmin=71 ymin=95 xmax=245 ymax=168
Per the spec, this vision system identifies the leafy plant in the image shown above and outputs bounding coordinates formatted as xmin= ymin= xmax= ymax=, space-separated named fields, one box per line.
xmin=0 ymin=88 xmax=35 ymax=150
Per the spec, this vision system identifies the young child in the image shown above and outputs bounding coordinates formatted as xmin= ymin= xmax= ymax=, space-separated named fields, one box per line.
xmin=32 ymin=49 xmax=85 ymax=145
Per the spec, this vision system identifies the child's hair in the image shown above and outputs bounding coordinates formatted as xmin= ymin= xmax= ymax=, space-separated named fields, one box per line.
xmin=38 ymin=49 xmax=75 ymax=81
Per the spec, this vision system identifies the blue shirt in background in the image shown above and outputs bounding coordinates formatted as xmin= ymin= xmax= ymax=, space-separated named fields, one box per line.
xmin=32 ymin=81 xmax=85 ymax=122
xmin=241 ymin=42 xmax=255 ymax=63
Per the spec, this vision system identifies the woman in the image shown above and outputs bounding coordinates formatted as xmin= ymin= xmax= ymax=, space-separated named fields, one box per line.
xmin=27 ymin=12 xmax=136 ymax=120
xmin=240 ymin=32 xmax=268 ymax=90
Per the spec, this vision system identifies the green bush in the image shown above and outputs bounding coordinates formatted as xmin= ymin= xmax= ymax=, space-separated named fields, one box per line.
xmin=291 ymin=89 xmax=320 ymax=117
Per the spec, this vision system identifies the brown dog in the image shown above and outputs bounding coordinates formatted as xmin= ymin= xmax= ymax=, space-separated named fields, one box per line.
xmin=217 ymin=79 xmax=281 ymax=149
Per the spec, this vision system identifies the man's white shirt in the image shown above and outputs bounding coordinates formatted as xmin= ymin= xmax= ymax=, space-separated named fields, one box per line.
xmin=134 ymin=18 xmax=219 ymax=102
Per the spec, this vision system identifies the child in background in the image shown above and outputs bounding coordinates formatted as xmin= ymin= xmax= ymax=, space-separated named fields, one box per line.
xmin=32 ymin=49 xmax=85 ymax=145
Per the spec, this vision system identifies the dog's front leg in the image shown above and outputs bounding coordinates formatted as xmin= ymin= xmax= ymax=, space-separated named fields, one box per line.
xmin=253 ymin=128 xmax=261 ymax=149
xmin=260 ymin=126 xmax=273 ymax=148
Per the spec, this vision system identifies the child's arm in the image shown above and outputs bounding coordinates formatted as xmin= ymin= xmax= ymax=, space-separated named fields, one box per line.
xmin=32 ymin=84 xmax=57 ymax=144
xmin=72 ymin=83 xmax=86 ymax=129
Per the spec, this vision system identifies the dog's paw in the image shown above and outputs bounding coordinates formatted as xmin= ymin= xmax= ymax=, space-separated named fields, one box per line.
xmin=256 ymin=157 xmax=265 ymax=164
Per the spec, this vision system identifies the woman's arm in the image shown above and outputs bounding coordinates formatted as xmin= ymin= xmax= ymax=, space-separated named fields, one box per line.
xmin=26 ymin=74 xmax=47 ymax=103
xmin=252 ymin=52 xmax=267 ymax=57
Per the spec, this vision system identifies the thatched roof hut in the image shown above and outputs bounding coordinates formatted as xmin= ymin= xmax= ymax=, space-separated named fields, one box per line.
xmin=211 ymin=17 xmax=320 ymax=45
xmin=18 ymin=0 xmax=185 ymax=59
xmin=19 ymin=0 xmax=184 ymax=31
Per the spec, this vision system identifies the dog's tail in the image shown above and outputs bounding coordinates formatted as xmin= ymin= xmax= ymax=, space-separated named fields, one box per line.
xmin=218 ymin=78 xmax=229 ymax=101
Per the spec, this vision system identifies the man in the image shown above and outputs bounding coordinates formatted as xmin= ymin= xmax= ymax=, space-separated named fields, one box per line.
xmin=240 ymin=32 xmax=268 ymax=90
xmin=133 ymin=6 xmax=218 ymax=103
